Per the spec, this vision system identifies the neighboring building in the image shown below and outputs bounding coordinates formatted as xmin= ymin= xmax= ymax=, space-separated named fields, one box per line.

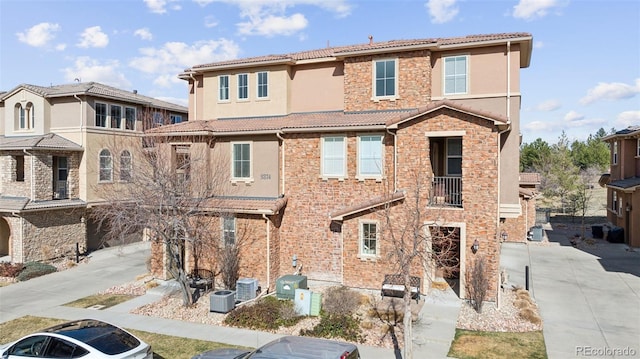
xmin=148 ymin=32 xmax=533 ymax=301
xmin=0 ymin=82 xmax=188 ymax=262
xmin=601 ymin=126 xmax=639 ymax=248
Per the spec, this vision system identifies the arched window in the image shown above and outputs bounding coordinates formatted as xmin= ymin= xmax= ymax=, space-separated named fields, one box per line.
xmin=26 ymin=102 xmax=34 ymax=129
xmin=14 ymin=103 xmax=35 ymax=130
xmin=99 ymin=149 xmax=112 ymax=182
xmin=120 ymin=150 xmax=132 ymax=181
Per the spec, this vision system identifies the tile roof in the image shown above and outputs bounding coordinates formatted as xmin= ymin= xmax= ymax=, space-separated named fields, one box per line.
xmin=0 ymin=133 xmax=83 ymax=151
xmin=602 ymin=125 xmax=640 ymax=141
xmin=519 ymin=188 xmax=536 ymax=198
xmin=0 ymin=197 xmax=86 ymax=212
xmin=147 ymin=100 xmax=507 ymax=136
xmin=608 ymin=177 xmax=640 ymax=190
xmin=187 ymin=32 xmax=531 ymax=72
xmin=200 ymin=196 xmax=288 ymax=215
xmin=330 ymin=191 xmax=405 ymax=220
xmin=2 ymin=82 xmax=187 ymax=113
xmin=519 ymin=172 xmax=541 ymax=185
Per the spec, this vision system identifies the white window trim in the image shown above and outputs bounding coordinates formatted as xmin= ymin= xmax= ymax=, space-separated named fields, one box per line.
xmin=358 ymin=220 xmax=380 ymax=260
xmin=237 ymin=73 xmax=249 ymax=101
xmin=125 ymin=106 xmax=136 ymax=130
xmin=372 ymin=58 xmax=398 ymax=101
xmin=110 ymin=104 xmax=123 ymax=130
xmin=443 ymin=54 xmax=469 ymax=96
xmin=446 ymin=137 xmax=463 ymax=177
xmin=321 ymin=135 xmax=347 ymax=180
xmin=222 ymin=216 xmax=236 ymax=246
xmin=357 ymin=133 xmax=384 ymax=180
xmin=637 ymin=138 xmax=640 ymax=157
xmin=612 ymin=142 xmax=618 ymax=165
xmin=95 ymin=102 xmax=108 ymax=128
xmin=119 ymin=150 xmax=132 ymax=182
xmin=98 ymin=149 xmax=113 ymax=183
xmin=219 ymin=75 xmax=230 ymax=102
xmin=230 ymin=141 xmax=253 ymax=183
xmin=256 ymin=71 xmax=269 ymax=100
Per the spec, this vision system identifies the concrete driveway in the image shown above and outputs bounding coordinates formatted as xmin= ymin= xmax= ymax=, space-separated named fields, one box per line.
xmin=527 ymin=224 xmax=640 ymax=358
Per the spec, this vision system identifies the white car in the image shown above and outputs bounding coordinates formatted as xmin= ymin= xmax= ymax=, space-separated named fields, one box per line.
xmin=0 ymin=319 xmax=153 ymax=359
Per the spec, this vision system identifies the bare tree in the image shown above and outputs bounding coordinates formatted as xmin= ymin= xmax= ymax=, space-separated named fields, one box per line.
xmin=377 ymin=171 xmax=459 ymax=359
xmin=90 ymin=125 xmax=235 ymax=306
xmin=569 ymin=167 xmax=599 ymax=239
xmin=466 ymin=255 xmax=489 ymax=313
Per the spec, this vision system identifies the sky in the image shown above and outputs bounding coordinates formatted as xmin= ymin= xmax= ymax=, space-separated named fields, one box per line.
xmin=0 ymin=0 xmax=638 ymax=145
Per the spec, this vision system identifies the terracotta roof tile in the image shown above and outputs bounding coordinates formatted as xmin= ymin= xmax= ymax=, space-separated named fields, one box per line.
xmin=200 ymin=196 xmax=288 ymax=215
xmin=330 ymin=191 xmax=405 ymax=220
xmin=0 ymin=133 xmax=83 ymax=151
xmin=519 ymin=172 xmax=541 ymax=185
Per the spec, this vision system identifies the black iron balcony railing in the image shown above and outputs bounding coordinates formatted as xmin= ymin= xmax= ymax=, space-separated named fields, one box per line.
xmin=429 ymin=176 xmax=462 ymax=207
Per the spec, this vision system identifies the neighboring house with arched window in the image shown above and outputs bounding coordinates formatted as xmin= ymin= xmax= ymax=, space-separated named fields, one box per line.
xmin=0 ymin=82 xmax=187 ymax=262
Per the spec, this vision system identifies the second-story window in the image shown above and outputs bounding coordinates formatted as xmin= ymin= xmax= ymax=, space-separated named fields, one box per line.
xmin=96 ymin=103 xmax=107 ymax=127
xmin=358 ymin=134 xmax=383 ymax=178
xmin=322 ymin=136 xmax=346 ymax=178
xmin=219 ymin=75 xmax=229 ymax=101
xmin=222 ymin=215 xmax=236 ymax=246
xmin=175 ymin=146 xmax=190 ymax=185
xmin=99 ymin=149 xmax=112 ymax=182
xmin=110 ymin=105 xmax=122 ymax=129
xmin=232 ymin=142 xmax=251 ymax=180
xmin=374 ymin=59 xmax=396 ymax=98
xmin=238 ymin=73 xmax=248 ymax=100
xmin=637 ymin=139 xmax=640 ymax=157
xmin=170 ymin=114 xmax=183 ymax=124
xmin=613 ymin=142 xmax=618 ymax=165
xmin=444 ymin=55 xmax=468 ymax=95
xmin=125 ymin=107 xmax=136 ymax=130
xmin=446 ymin=138 xmax=462 ymax=176
xmin=14 ymin=155 xmax=24 ymax=182
xmin=257 ymin=72 xmax=268 ymax=99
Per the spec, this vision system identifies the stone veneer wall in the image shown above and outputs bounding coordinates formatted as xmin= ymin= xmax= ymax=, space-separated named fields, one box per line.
xmin=21 ymin=209 xmax=86 ymax=262
xmin=344 ymin=50 xmax=432 ymax=112
xmin=0 ymin=153 xmax=32 ymax=197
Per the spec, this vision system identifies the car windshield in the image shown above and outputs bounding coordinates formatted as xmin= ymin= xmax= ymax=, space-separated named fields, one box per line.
xmin=46 ymin=320 xmax=140 ymax=355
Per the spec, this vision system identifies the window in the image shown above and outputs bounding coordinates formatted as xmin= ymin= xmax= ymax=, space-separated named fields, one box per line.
xmin=358 ymin=135 xmax=383 ymax=177
xmin=15 ymin=155 xmax=24 ymax=182
xmin=238 ymin=73 xmax=248 ymax=100
xmin=360 ymin=221 xmax=378 ymax=256
xmin=14 ymin=103 xmax=35 ymax=130
xmin=153 ymin=112 xmax=164 ymax=126
xmin=19 ymin=106 xmax=25 ymax=129
xmin=120 ymin=150 xmax=132 ymax=181
xmin=637 ymin=139 xmax=640 ymax=157
xmin=44 ymin=337 xmax=89 ymax=358
xmin=125 ymin=107 xmax=136 ymax=130
xmin=7 ymin=335 xmax=49 ymax=356
xmin=613 ymin=142 xmax=618 ymax=164
xmin=444 ymin=55 xmax=468 ymax=95
xmin=322 ymin=136 xmax=346 ymax=177
xmin=374 ymin=59 xmax=396 ymax=98
xmin=232 ymin=142 xmax=251 ymax=179
xmin=612 ymin=191 xmax=618 ymax=213
xmin=170 ymin=114 xmax=183 ymax=124
xmin=257 ymin=71 xmax=268 ymax=98
xmin=55 ymin=156 xmax=68 ymax=199
xmin=446 ymin=138 xmax=462 ymax=176
xmin=96 ymin=103 xmax=107 ymax=127
xmin=222 ymin=216 xmax=236 ymax=246
xmin=219 ymin=75 xmax=229 ymax=101
xmin=174 ymin=146 xmax=190 ymax=184
xmin=99 ymin=149 xmax=112 ymax=181
xmin=28 ymin=103 xmax=35 ymax=129
xmin=110 ymin=104 xmax=122 ymax=129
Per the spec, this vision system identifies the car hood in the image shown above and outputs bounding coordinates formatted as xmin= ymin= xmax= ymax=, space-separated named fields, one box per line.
xmin=191 ymin=348 xmax=249 ymax=359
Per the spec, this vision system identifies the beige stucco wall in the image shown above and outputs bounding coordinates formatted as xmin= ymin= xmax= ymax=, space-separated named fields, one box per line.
xmin=289 ymin=62 xmax=344 ymax=113
xmin=2 ymin=89 xmax=48 ymax=136
xmin=202 ymin=66 xmax=290 ymax=119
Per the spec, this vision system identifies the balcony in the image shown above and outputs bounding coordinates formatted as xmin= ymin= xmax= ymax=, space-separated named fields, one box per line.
xmin=429 ymin=176 xmax=462 ymax=208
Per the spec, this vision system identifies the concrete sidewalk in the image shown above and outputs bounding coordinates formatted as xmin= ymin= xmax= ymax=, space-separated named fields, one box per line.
xmin=0 ymin=241 xmax=461 ymax=359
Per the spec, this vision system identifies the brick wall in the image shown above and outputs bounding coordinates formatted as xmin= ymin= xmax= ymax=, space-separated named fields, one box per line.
xmin=344 ymin=50 xmax=431 ymax=112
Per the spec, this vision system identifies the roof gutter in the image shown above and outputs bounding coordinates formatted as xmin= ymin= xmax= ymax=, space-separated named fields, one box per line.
xmin=192 ymin=59 xmax=295 ymax=72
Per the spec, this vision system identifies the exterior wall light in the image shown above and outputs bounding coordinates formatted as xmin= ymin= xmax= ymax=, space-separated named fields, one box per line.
xmin=471 ymin=239 xmax=479 ymax=254
xmin=292 ymin=254 xmax=298 ymax=268
xmin=501 ymin=231 xmax=508 ymax=242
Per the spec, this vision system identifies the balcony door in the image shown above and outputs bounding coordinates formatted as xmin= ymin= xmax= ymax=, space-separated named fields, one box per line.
xmin=53 ymin=156 xmax=68 ymax=199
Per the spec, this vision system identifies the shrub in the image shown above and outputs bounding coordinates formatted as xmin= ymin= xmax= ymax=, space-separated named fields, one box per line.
xmin=16 ymin=262 xmax=57 ymax=281
xmin=323 ymin=286 xmax=360 ymax=316
xmin=300 ymin=313 xmax=363 ymax=343
xmin=519 ymin=307 xmax=542 ymax=325
xmin=224 ymin=296 xmax=301 ymax=330
xmin=466 ymin=255 xmax=489 ymax=313
xmin=0 ymin=262 xmax=24 ymax=277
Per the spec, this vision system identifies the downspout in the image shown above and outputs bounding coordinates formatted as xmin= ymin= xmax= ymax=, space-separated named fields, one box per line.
xmin=276 ymin=132 xmax=285 ymax=195
xmin=189 ymin=74 xmax=197 ymax=121
xmin=73 ymin=94 xmax=84 ymax=146
xmin=386 ymin=128 xmax=397 ymax=192
xmin=262 ymin=213 xmax=271 ymax=291
xmin=23 ymin=149 xmax=35 ymax=200
xmin=506 ymin=41 xmax=511 ymax=123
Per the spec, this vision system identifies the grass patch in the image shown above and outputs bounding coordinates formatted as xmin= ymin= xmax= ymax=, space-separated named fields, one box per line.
xmin=64 ymin=294 xmax=136 ymax=309
xmin=448 ymin=329 xmax=546 ymax=359
xmin=0 ymin=316 xmax=248 ymax=359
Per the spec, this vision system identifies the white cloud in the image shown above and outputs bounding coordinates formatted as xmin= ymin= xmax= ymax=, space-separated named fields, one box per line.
xmin=134 ymin=28 xmax=153 ymax=41
xmin=616 ymin=111 xmax=640 ymax=127
xmin=63 ymin=57 xmax=131 ymax=88
xmin=513 ymin=0 xmax=564 ymax=20
xmin=77 ymin=26 xmax=109 ymax=48
xmin=535 ymin=99 xmax=561 ymax=111
xmin=55 ymin=43 xmax=67 ymax=51
xmin=16 ymin=22 xmax=60 ymax=47
xmin=580 ymin=78 xmax=640 ymax=105
xmin=564 ymin=110 xmax=585 ymax=123
xmin=563 ymin=111 xmax=607 ymax=128
xmin=204 ymin=15 xmax=219 ymax=28
xmin=199 ymin=0 xmax=350 ymax=36
xmin=144 ymin=0 xmax=178 ymax=14
xmin=129 ymin=39 xmax=240 ymax=88
xmin=523 ymin=120 xmax=556 ymax=132
xmin=426 ymin=0 xmax=459 ymax=24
